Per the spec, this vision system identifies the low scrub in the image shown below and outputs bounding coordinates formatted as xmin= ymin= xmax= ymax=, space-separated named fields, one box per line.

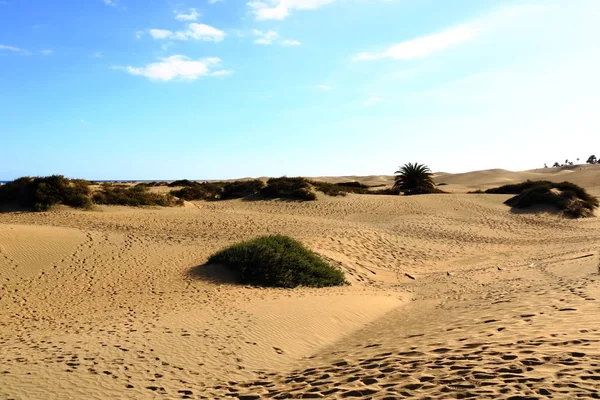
xmin=0 ymin=175 xmax=92 ymax=211
xmin=207 ymin=235 xmax=348 ymax=288
xmin=93 ymin=183 xmax=183 ymax=207
xmin=481 ymin=180 xmax=598 ymax=218
xmin=310 ymin=181 xmax=348 ymax=197
xmin=221 ymin=180 xmax=265 ymax=200
xmin=260 ymin=177 xmax=317 ymax=201
xmin=168 ymin=179 xmax=198 ymax=187
xmin=170 ymin=183 xmax=222 ymax=201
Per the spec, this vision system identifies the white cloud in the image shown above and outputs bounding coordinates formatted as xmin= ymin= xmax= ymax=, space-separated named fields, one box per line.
xmin=211 ymin=69 xmax=233 ymax=77
xmin=253 ymin=29 xmax=278 ymax=45
xmin=247 ymin=0 xmax=337 ymax=20
xmin=354 ymin=25 xmax=478 ymax=61
xmin=364 ymin=96 xmax=383 ymax=105
xmin=118 ymin=55 xmax=229 ymax=81
xmin=149 ymin=29 xmax=173 ymax=39
xmin=136 ymin=30 xmax=144 ymax=39
xmin=187 ymin=23 xmax=226 ymax=41
xmin=317 ymin=84 xmax=332 ymax=90
xmin=148 ymin=23 xmax=226 ymax=42
xmin=103 ymin=0 xmax=117 ymax=7
xmin=41 ymin=49 xmax=53 ymax=55
xmin=209 ymin=0 xmax=223 ymax=4
xmin=354 ymin=5 xmax=545 ymax=62
xmin=281 ymin=39 xmax=301 ymax=46
xmin=91 ymin=51 xmax=103 ymax=58
xmin=0 ymin=44 xmax=23 ymax=52
xmin=175 ymin=8 xmax=200 ymax=21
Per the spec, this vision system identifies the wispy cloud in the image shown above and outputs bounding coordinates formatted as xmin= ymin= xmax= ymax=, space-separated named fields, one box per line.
xmin=91 ymin=51 xmax=103 ymax=58
xmin=281 ymin=39 xmax=301 ymax=46
xmin=211 ymin=69 xmax=233 ymax=77
xmin=354 ymin=25 xmax=478 ymax=61
xmin=364 ymin=96 xmax=383 ymax=106
xmin=41 ymin=49 xmax=53 ymax=55
xmin=316 ymin=84 xmax=332 ymax=91
xmin=209 ymin=0 xmax=223 ymax=3
xmin=148 ymin=23 xmax=226 ymax=42
xmin=175 ymin=8 xmax=200 ymax=21
xmin=247 ymin=0 xmax=337 ymax=20
xmin=252 ymin=30 xmax=300 ymax=46
xmin=0 ymin=44 xmax=24 ymax=52
xmin=117 ymin=55 xmax=231 ymax=81
xmin=354 ymin=4 xmax=544 ymax=62
xmin=253 ymin=29 xmax=278 ymax=45
xmin=103 ymin=0 xmax=117 ymax=7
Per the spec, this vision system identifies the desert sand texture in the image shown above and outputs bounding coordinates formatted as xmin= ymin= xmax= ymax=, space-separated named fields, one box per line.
xmin=1 ymin=165 xmax=600 ymax=399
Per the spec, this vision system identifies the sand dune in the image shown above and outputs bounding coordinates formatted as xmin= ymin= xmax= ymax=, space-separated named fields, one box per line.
xmin=1 ymin=166 xmax=600 ymax=399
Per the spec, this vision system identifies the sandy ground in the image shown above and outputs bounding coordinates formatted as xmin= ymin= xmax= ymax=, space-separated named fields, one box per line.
xmin=1 ymin=165 xmax=600 ymax=399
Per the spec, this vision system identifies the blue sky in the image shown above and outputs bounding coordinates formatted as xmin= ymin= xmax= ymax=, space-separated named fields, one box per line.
xmin=1 ymin=0 xmax=599 ymax=180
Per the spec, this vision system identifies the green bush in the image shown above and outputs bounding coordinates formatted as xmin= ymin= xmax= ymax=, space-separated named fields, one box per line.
xmin=0 ymin=175 xmax=92 ymax=211
xmin=93 ymin=183 xmax=182 ymax=207
xmin=261 ymin=177 xmax=317 ymax=201
xmin=207 ymin=235 xmax=348 ymax=288
xmin=310 ymin=181 xmax=348 ymax=197
xmin=170 ymin=182 xmax=222 ymax=201
xmin=221 ymin=180 xmax=265 ymax=200
xmin=168 ymin=179 xmax=198 ymax=187
xmin=480 ymin=180 xmax=598 ymax=218
xmin=337 ymin=181 xmax=370 ymax=189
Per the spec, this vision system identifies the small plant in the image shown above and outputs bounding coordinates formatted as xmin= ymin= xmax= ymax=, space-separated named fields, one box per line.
xmin=207 ymin=235 xmax=348 ymax=288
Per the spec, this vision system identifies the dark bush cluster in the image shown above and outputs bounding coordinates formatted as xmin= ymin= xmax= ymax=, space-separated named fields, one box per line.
xmin=477 ymin=180 xmax=598 ymax=218
xmin=309 ymin=181 xmax=348 ymax=197
xmin=221 ymin=180 xmax=265 ymax=200
xmin=168 ymin=179 xmax=198 ymax=187
xmin=260 ymin=177 xmax=317 ymax=201
xmin=169 ymin=180 xmax=266 ymax=201
xmin=93 ymin=183 xmax=183 ymax=207
xmin=170 ymin=182 xmax=223 ymax=201
xmin=0 ymin=175 xmax=92 ymax=211
xmin=207 ymin=235 xmax=348 ymax=288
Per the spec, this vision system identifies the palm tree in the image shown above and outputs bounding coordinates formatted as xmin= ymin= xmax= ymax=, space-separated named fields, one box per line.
xmin=587 ymin=155 xmax=597 ymax=164
xmin=393 ymin=163 xmax=436 ymax=195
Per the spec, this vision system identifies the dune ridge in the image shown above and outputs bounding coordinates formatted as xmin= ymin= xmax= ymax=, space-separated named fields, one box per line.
xmin=1 ymin=166 xmax=599 ymax=399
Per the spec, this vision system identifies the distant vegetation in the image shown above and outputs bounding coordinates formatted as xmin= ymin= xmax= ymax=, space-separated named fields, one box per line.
xmin=393 ymin=163 xmax=445 ymax=195
xmin=259 ymin=177 xmax=316 ymax=201
xmin=93 ymin=183 xmax=183 ymax=207
xmin=0 ymin=175 xmax=92 ymax=211
xmin=473 ymin=180 xmax=598 ymax=218
xmin=543 ymin=155 xmax=597 ymax=168
xmin=0 ymin=176 xmax=182 ymax=211
xmin=207 ymin=235 xmax=348 ymax=288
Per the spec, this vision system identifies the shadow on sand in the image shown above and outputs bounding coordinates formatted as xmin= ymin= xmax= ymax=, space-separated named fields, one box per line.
xmin=188 ymin=263 xmax=241 ymax=285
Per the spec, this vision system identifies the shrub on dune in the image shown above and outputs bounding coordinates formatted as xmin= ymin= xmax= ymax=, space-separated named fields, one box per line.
xmin=480 ymin=180 xmax=598 ymax=218
xmin=207 ymin=235 xmax=348 ymax=288
xmin=221 ymin=180 xmax=265 ymax=200
xmin=167 ymin=179 xmax=198 ymax=187
xmin=0 ymin=175 xmax=92 ymax=211
xmin=93 ymin=183 xmax=182 ymax=207
xmin=260 ymin=177 xmax=317 ymax=201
